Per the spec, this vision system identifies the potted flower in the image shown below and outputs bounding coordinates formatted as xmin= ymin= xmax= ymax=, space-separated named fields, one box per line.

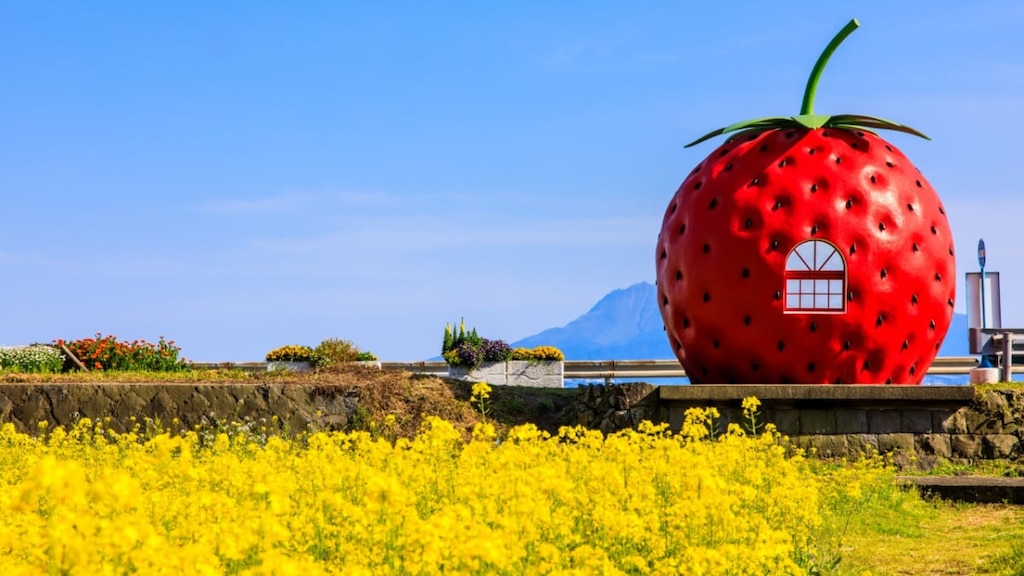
xmin=509 ymin=345 xmax=565 ymax=388
xmin=266 ymin=345 xmax=315 ymax=372
xmin=442 ymin=319 xmax=564 ymax=387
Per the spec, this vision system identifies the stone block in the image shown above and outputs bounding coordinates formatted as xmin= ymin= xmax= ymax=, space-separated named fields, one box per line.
xmin=916 ymin=434 xmax=952 ymax=458
xmin=835 ymin=409 xmax=868 ymax=434
xmin=934 ymin=409 xmax=965 ymax=434
xmin=847 ymin=434 xmax=879 ymax=457
xmin=877 ymin=433 xmax=915 ymax=455
xmin=984 ymin=435 xmax=1021 ymax=459
xmin=449 ymin=362 xmax=507 ymax=386
xmin=802 ymin=435 xmax=849 ymax=458
xmin=901 ymin=410 xmax=934 ymax=433
xmin=867 ymin=410 xmax=901 ymax=434
xmin=950 ymin=435 xmax=983 ymax=459
xmin=799 ymin=410 xmax=836 ymax=434
xmin=763 ymin=409 xmax=799 ymax=435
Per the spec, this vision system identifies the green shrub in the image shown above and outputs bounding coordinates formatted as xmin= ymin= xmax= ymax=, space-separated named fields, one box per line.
xmin=355 ymin=351 xmax=379 ymax=362
xmin=311 ymin=338 xmax=378 ymax=369
xmin=0 ymin=345 xmax=65 ymax=373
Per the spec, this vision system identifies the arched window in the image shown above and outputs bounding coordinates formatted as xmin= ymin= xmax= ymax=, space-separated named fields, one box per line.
xmin=784 ymin=239 xmax=846 ymax=313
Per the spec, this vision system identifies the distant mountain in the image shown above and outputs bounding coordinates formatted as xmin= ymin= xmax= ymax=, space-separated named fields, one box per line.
xmin=512 ymin=281 xmax=971 ymax=360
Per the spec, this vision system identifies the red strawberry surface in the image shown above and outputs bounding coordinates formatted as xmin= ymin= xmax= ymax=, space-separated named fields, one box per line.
xmin=655 ymin=19 xmax=955 ymax=384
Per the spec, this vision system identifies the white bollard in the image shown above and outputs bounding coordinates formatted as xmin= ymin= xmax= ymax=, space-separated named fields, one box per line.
xmin=969 ymin=367 xmax=1000 ymax=385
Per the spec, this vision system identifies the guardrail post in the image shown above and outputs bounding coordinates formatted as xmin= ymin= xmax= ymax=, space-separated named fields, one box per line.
xmin=1002 ymin=332 xmax=1014 ymax=383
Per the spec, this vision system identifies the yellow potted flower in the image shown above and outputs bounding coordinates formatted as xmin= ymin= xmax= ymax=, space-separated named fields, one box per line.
xmin=265 ymin=345 xmax=315 ymax=372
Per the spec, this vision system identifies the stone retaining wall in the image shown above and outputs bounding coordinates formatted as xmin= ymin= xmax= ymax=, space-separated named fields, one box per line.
xmin=575 ymin=384 xmax=1024 ymax=466
xmin=0 ymin=384 xmax=363 ymax=435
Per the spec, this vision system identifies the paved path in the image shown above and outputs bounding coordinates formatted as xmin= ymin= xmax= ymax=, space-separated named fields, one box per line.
xmin=898 ymin=476 xmax=1024 ymax=504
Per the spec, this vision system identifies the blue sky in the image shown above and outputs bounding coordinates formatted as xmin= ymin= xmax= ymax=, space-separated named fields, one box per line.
xmin=2 ymin=2 xmax=1022 ymax=362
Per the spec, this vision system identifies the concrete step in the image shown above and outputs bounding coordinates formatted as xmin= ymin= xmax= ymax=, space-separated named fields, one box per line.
xmin=898 ymin=476 xmax=1024 ymax=504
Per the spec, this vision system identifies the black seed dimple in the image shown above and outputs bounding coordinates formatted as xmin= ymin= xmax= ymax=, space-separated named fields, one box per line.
xmin=694 ymin=181 xmax=703 ymax=190
xmin=916 ymin=180 xmax=922 ymax=188
xmin=885 ymin=144 xmax=892 ymax=152
xmin=949 ymin=246 xmax=954 ymax=256
xmin=774 ymin=290 xmax=782 ymax=301
xmin=773 ymin=200 xmax=782 ymax=210
xmin=777 ymin=340 xmax=785 ymax=352
xmin=823 ymin=131 xmax=831 ymax=137
xmin=671 ymin=203 xmax=677 ymax=214
xmin=876 ymin=314 xmax=884 ymax=328
xmin=725 ymin=163 xmax=732 ymax=171
xmin=910 ymin=365 xmax=916 ymax=376
xmin=703 ymin=243 xmax=710 ymax=254
xmin=835 ymin=156 xmax=842 ymax=165
xmin=751 ymin=177 xmax=760 ymax=186
xmin=863 ymin=360 xmax=871 ymax=371
xmin=809 ymin=148 xmax=816 ymax=155
xmin=744 ymin=315 xmax=752 ymax=326
xmin=713 ymin=339 xmax=719 ymax=349
xmin=810 ymin=183 xmax=818 ymax=193
xmin=752 ymin=361 xmax=759 ymax=371
xmin=849 ymin=243 xmax=856 ymax=255
xmin=759 ymin=144 xmax=768 ymax=152
xmin=691 ymin=165 xmax=701 ymax=174
xmin=912 ymin=294 xmax=918 ymax=304
xmin=683 ymin=317 xmax=690 ymax=329
xmin=846 ymin=199 xmax=853 ymax=209
xmin=703 ymin=292 xmax=710 ymax=303
xmin=930 ymin=320 xmax=936 ymax=330
xmin=811 ymin=224 xmax=818 ymax=235
xmin=674 ymin=339 xmax=682 ymax=350
xmin=879 ymin=222 xmax=886 ymax=232
xmin=935 ymin=273 xmax=942 ymax=282
xmin=844 ymin=340 xmax=851 ymax=351
xmin=679 ymin=223 xmax=686 ymax=235
xmin=847 ymin=290 xmax=854 ymax=302
xmin=886 ymin=161 xmax=894 ymax=168
xmin=808 ymin=362 xmax=816 ymax=373
xmin=902 ymin=340 xmax=909 ymax=351
xmin=948 ymin=298 xmax=954 ymax=307
xmin=886 ymin=378 xmax=893 ymax=385
xmin=809 ymin=322 xmax=817 ymax=333
xmin=870 ymin=175 xmax=876 ymax=184
xmin=913 ymin=243 xmax=920 ymax=253
xmin=719 ymin=148 xmax=729 ymax=157
xmin=662 ymin=296 xmax=668 ymax=306
xmin=785 ymin=131 xmax=794 ymax=139
xmin=880 ymin=268 xmax=887 ymax=279
xmin=771 ymin=239 xmax=779 ymax=250
xmin=660 ymin=249 xmax=667 ymax=260
xmin=675 ymin=270 xmax=682 ymax=281
xmin=778 ymin=159 xmax=786 ymax=168
xmin=745 ymin=218 xmax=752 ymax=229
xmin=701 ymin=366 xmax=708 ymax=376
xmin=931 ymin=225 xmax=938 ymax=235
xmin=835 ymin=377 xmax=843 ymax=384
xmin=939 ymin=205 xmax=946 ymax=215
xmin=742 ymin=268 xmax=750 ymax=279
xmin=907 ymin=203 xmax=915 ymax=212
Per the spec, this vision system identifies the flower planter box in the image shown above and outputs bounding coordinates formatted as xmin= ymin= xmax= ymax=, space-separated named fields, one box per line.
xmin=447 ymin=360 xmax=563 ymax=388
xmin=266 ymin=361 xmax=313 ymax=373
xmin=354 ymin=360 xmax=382 ymax=369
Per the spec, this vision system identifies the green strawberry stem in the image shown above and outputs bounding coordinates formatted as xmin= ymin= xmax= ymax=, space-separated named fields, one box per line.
xmin=684 ymin=18 xmax=928 ymax=148
xmin=800 ymin=18 xmax=859 ymax=116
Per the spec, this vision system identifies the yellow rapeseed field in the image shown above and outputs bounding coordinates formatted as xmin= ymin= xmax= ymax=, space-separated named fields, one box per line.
xmin=0 ymin=396 xmax=894 ymax=575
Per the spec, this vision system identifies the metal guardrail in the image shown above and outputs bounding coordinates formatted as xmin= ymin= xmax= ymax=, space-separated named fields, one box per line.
xmin=969 ymin=328 xmax=1024 ymax=382
xmin=193 ymin=357 xmax=998 ymax=381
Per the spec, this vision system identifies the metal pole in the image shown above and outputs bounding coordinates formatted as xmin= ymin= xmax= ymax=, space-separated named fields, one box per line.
xmin=1002 ymin=332 xmax=1013 ymax=383
xmin=981 ymin=266 xmax=987 ymax=330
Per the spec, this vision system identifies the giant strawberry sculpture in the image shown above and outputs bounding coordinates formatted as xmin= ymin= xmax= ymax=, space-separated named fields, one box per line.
xmin=656 ymin=19 xmax=955 ymax=385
